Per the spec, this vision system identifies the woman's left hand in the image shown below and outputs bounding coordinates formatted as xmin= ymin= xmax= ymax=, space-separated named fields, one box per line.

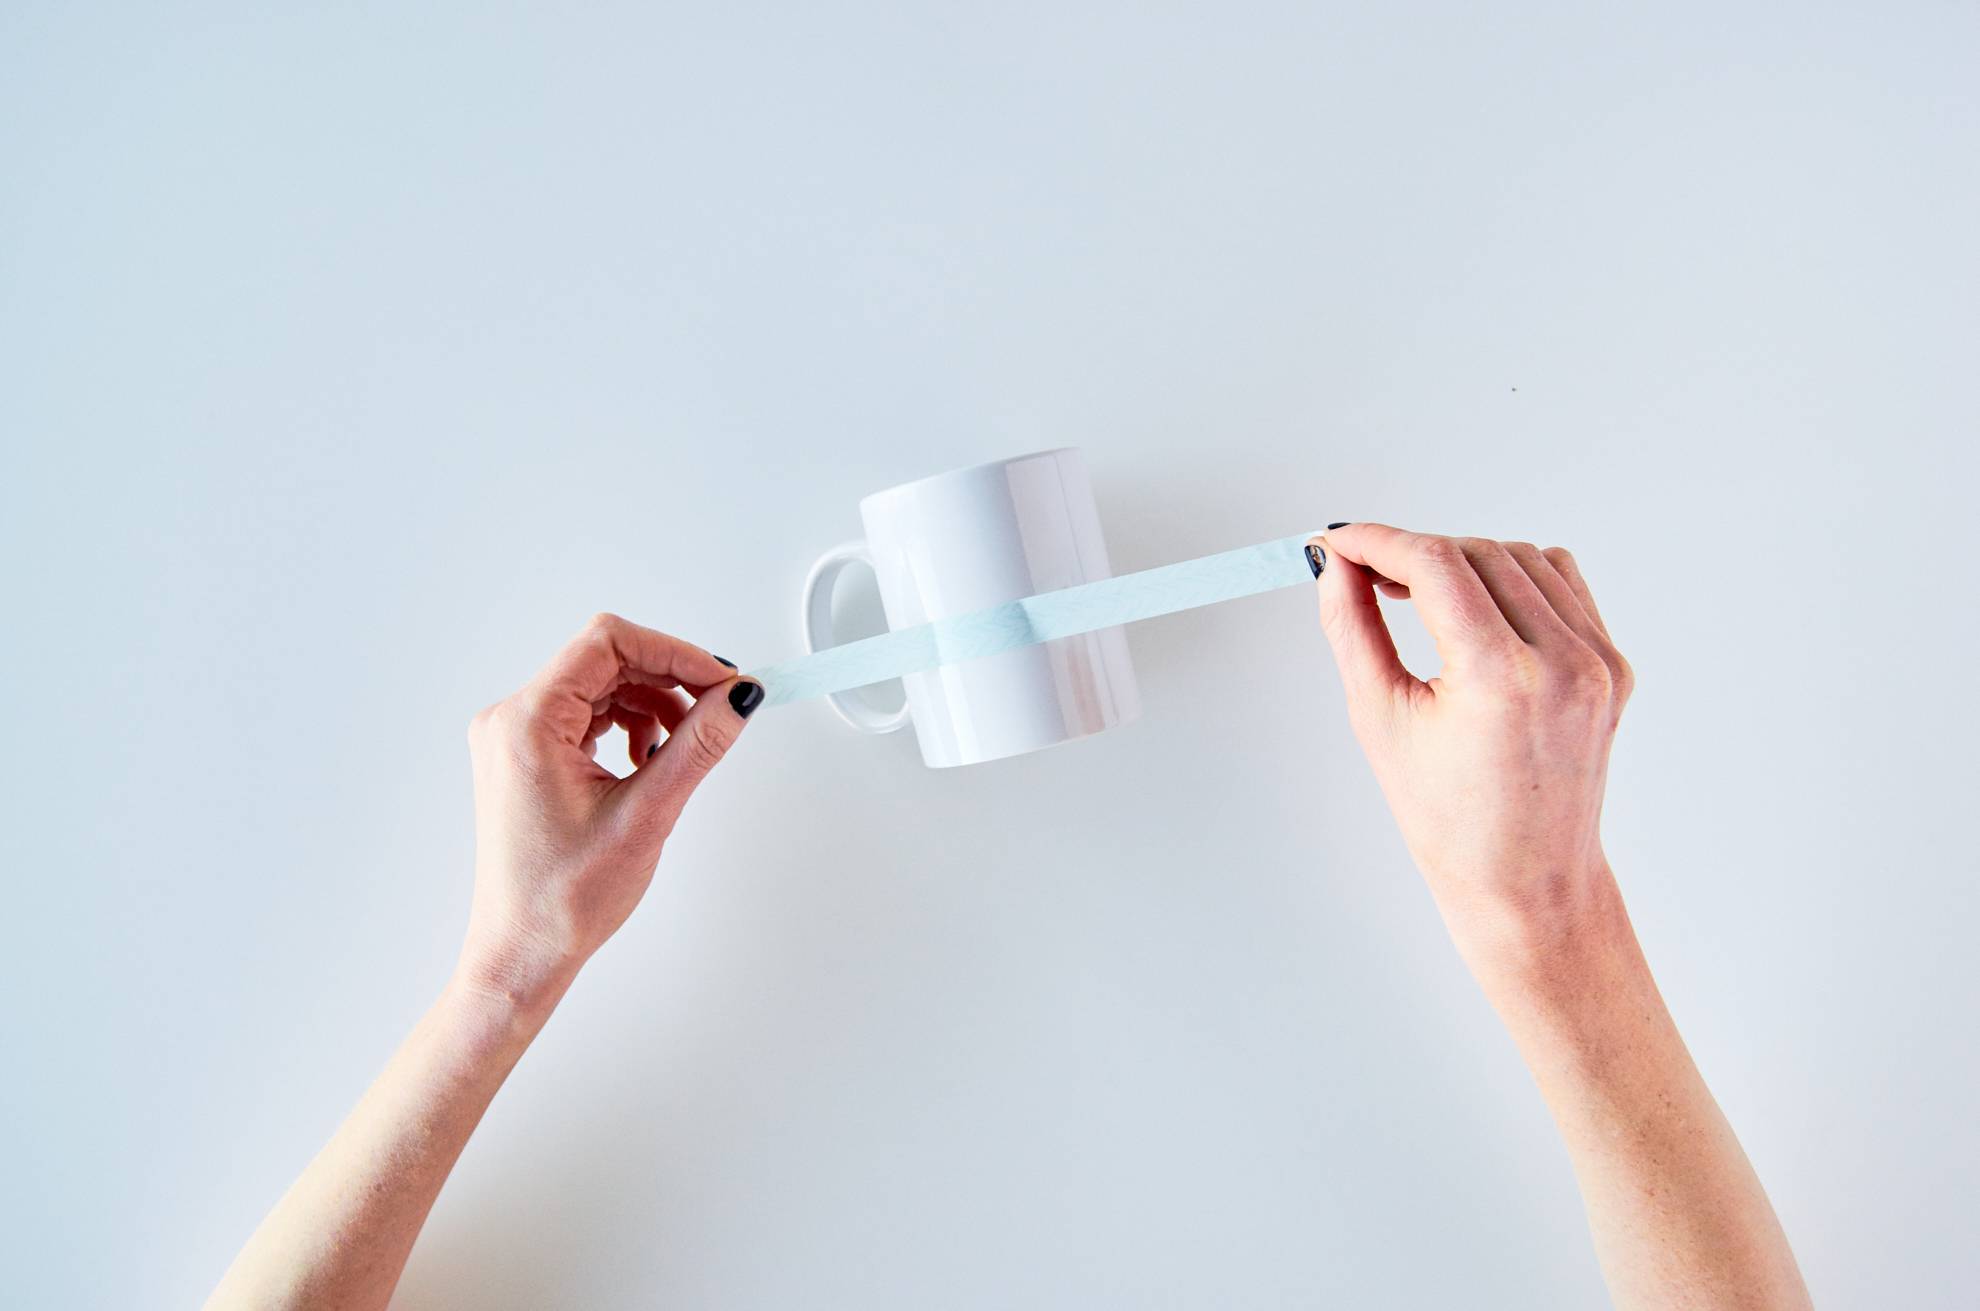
xmin=459 ymin=613 xmax=761 ymax=1011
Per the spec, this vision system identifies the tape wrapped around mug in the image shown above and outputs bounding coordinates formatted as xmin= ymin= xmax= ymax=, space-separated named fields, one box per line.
xmin=751 ymin=531 xmax=1321 ymax=707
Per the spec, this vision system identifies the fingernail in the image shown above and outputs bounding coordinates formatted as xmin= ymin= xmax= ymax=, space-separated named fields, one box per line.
xmin=728 ymin=679 xmax=764 ymax=719
xmin=713 ymin=655 xmax=737 ymax=669
xmin=646 ymin=742 xmax=658 ymax=759
xmin=1326 ymin=522 xmax=1351 ymax=530
xmin=1306 ymin=543 xmax=1327 ymax=577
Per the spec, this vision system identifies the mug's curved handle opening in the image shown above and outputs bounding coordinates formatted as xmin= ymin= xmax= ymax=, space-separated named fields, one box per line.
xmin=800 ymin=540 xmax=912 ymax=735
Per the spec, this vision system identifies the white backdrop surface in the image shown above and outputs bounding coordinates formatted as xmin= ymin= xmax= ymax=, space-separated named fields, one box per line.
xmin=3 ymin=3 xmax=1976 ymax=1307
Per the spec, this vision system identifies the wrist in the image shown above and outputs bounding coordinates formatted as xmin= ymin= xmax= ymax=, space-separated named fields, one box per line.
xmin=1446 ymin=866 xmax=1700 ymax=1140
xmin=1433 ymin=856 xmax=1636 ymax=1004
xmin=451 ymin=931 xmax=584 ymax=1027
xmin=434 ymin=972 xmax=562 ymax=1060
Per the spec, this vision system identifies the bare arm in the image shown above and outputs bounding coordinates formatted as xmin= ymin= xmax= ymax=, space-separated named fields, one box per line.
xmin=1310 ymin=524 xmax=1808 ymax=1309
xmin=204 ymin=981 xmax=553 ymax=1309
xmin=206 ymin=614 xmax=764 ymax=1311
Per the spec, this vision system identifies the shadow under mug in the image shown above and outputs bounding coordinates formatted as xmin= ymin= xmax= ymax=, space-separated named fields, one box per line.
xmin=799 ymin=447 xmax=1142 ymax=768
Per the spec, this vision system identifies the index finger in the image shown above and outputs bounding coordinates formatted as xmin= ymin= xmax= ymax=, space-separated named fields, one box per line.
xmin=526 ymin=612 xmax=734 ymax=743
xmin=1322 ymin=524 xmax=1519 ymax=664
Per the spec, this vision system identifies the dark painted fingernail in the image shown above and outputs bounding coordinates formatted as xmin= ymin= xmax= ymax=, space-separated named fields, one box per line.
xmin=728 ymin=679 xmax=764 ymax=719
xmin=646 ymin=742 xmax=658 ymax=759
xmin=713 ymin=654 xmax=737 ymax=669
xmin=1306 ymin=543 xmax=1327 ymax=577
xmin=1326 ymin=522 xmax=1351 ymax=530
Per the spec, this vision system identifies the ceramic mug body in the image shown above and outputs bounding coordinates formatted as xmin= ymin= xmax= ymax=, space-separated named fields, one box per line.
xmin=801 ymin=448 xmax=1141 ymax=767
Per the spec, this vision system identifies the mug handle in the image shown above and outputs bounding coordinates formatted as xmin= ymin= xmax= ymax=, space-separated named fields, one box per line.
xmin=800 ymin=540 xmax=913 ymax=735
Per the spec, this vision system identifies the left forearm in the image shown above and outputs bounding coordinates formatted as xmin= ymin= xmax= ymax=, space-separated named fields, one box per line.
xmin=206 ymin=977 xmax=556 ymax=1310
xmin=208 ymin=617 xmax=752 ymax=1308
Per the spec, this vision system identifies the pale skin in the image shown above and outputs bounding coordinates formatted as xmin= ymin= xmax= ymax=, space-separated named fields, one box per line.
xmin=207 ymin=527 xmax=1810 ymax=1309
xmin=1310 ymin=525 xmax=1808 ymax=1308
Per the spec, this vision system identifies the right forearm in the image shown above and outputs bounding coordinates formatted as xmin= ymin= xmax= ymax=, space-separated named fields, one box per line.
xmin=1312 ymin=524 xmax=1806 ymax=1306
xmin=1462 ymin=871 xmax=1810 ymax=1310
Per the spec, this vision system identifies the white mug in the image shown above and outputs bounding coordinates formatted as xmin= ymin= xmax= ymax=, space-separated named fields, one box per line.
xmin=800 ymin=448 xmax=1142 ymax=768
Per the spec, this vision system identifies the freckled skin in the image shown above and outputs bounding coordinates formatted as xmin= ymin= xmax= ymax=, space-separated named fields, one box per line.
xmin=207 ymin=616 xmax=757 ymax=1311
xmin=1313 ymin=525 xmax=1809 ymax=1310
xmin=207 ymin=530 xmax=1811 ymax=1311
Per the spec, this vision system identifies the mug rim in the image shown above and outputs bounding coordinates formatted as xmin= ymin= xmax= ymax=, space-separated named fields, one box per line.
xmin=858 ymin=447 xmax=1080 ymax=513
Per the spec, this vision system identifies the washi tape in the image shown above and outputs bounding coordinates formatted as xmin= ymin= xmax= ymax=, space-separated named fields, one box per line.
xmin=751 ymin=532 xmax=1320 ymax=707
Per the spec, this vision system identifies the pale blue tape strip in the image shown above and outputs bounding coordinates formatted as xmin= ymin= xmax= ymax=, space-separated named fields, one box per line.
xmin=751 ymin=532 xmax=1319 ymax=707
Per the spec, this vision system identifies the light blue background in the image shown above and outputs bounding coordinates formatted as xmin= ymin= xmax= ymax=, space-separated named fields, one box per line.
xmin=3 ymin=2 xmax=1975 ymax=1306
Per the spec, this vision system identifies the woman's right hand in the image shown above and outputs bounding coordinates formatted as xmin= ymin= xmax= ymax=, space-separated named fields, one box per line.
xmin=1310 ymin=524 xmax=1808 ymax=1309
xmin=1308 ymin=524 xmax=1635 ymax=974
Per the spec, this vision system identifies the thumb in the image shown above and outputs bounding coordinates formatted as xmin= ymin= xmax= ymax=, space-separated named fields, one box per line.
xmin=622 ymin=676 xmax=762 ymax=834
xmin=1310 ymin=533 xmax=1413 ymax=712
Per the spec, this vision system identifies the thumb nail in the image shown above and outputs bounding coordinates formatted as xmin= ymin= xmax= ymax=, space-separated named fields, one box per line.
xmin=727 ymin=680 xmax=764 ymax=719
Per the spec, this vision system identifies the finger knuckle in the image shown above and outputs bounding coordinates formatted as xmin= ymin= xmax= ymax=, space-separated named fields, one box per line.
xmin=469 ymin=698 xmax=510 ymax=742
xmin=1414 ymin=535 xmax=1463 ymax=568
xmin=1318 ymin=592 xmax=1354 ymax=643
xmin=1479 ymin=644 xmax=1543 ymax=703
xmin=1503 ymin=540 xmax=1540 ymax=560
xmin=1556 ymin=651 xmax=1613 ymax=703
xmin=1454 ymin=536 xmax=1501 ymax=560
xmin=679 ymin=719 xmax=733 ymax=774
xmin=512 ymin=684 xmax=562 ymax=727
xmin=1542 ymin=546 xmax=1577 ymax=571
xmin=1612 ymin=652 xmax=1637 ymax=700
